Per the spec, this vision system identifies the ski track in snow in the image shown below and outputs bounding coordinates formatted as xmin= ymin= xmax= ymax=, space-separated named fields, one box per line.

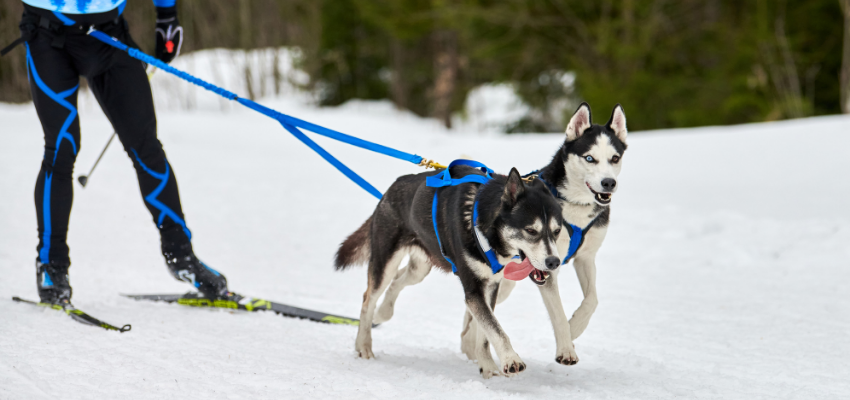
xmin=1 ymin=97 xmax=849 ymax=399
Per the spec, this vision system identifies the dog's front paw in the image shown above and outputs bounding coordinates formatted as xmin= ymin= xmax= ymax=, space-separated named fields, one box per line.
xmin=355 ymin=341 xmax=375 ymax=359
xmin=479 ymin=366 xmax=500 ymax=379
xmin=500 ymin=353 xmax=526 ymax=376
xmin=555 ymin=345 xmax=579 ymax=365
xmin=356 ymin=347 xmax=375 ymax=359
xmin=477 ymin=357 xmax=500 ymax=379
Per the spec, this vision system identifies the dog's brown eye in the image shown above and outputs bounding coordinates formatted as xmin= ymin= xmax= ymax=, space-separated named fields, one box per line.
xmin=525 ymin=228 xmax=538 ymax=235
xmin=612 ymin=155 xmax=620 ymax=164
xmin=553 ymin=228 xmax=561 ymax=236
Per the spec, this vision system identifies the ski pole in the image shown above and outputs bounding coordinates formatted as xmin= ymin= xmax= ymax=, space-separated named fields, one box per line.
xmin=77 ymin=131 xmax=115 ymax=187
xmin=77 ymin=67 xmax=157 ymax=188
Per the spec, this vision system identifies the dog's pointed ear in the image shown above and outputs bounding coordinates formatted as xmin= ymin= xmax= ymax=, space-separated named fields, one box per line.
xmin=502 ymin=168 xmax=526 ymax=207
xmin=607 ymin=104 xmax=627 ymax=143
xmin=566 ymin=102 xmax=592 ymax=141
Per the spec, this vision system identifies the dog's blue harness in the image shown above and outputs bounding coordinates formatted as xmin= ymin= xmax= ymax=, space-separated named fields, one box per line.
xmin=536 ymin=171 xmax=597 ymax=265
xmin=426 ymin=160 xmax=519 ymax=275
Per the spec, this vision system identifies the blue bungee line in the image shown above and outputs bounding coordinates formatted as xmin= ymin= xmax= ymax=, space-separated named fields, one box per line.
xmin=87 ymin=28 xmax=424 ymax=200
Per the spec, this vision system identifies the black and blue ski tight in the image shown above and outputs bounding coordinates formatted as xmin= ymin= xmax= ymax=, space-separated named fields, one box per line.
xmin=25 ymin=12 xmax=191 ymax=265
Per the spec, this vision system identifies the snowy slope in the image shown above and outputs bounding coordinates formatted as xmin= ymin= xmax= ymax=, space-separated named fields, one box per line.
xmin=1 ymin=90 xmax=849 ymax=399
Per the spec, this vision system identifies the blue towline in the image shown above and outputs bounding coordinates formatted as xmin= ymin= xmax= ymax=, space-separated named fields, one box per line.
xmin=52 ymin=11 xmax=76 ymax=25
xmin=88 ymin=28 xmax=425 ymax=200
xmin=131 ymin=149 xmax=192 ymax=240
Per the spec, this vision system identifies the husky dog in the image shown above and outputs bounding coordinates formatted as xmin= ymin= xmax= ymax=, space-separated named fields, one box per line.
xmin=335 ymin=167 xmax=564 ymax=378
xmin=460 ymin=103 xmax=628 ymax=368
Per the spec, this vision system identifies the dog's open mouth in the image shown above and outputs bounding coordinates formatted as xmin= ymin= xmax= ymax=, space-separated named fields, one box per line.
xmin=517 ymin=251 xmax=550 ymax=285
xmin=586 ymin=182 xmax=612 ymax=205
xmin=528 ymin=269 xmax=549 ymax=285
xmin=504 ymin=251 xmax=550 ymax=284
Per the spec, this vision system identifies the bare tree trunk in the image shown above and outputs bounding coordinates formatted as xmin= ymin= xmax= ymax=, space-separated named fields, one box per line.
xmin=774 ymin=16 xmax=804 ymax=118
xmin=390 ymin=38 xmax=408 ymax=110
xmin=622 ymin=0 xmax=634 ymax=46
xmin=704 ymin=0 xmax=719 ymax=24
xmin=273 ymin=49 xmax=282 ymax=96
xmin=597 ymin=0 xmax=613 ymax=52
xmin=240 ymin=0 xmax=255 ymax=100
xmin=805 ymin=65 xmax=821 ymax=111
xmin=841 ymin=0 xmax=850 ymax=113
xmin=432 ymin=30 xmax=458 ymax=129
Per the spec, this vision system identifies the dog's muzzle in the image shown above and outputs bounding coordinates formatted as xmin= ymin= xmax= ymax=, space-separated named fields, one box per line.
xmin=586 ymin=182 xmax=613 ymax=205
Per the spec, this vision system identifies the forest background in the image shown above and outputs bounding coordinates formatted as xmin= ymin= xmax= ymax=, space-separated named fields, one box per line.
xmin=2 ymin=0 xmax=850 ymax=132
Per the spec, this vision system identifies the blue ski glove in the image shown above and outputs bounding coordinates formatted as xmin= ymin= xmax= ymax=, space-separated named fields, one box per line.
xmin=155 ymin=6 xmax=182 ymax=64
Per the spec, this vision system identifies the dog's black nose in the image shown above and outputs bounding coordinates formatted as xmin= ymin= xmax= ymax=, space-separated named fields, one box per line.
xmin=545 ymin=256 xmax=560 ymax=270
xmin=601 ymin=178 xmax=617 ymax=191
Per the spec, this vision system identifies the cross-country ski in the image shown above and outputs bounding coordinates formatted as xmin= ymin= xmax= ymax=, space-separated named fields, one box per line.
xmin=12 ymin=296 xmax=131 ymax=332
xmin=122 ymin=292 xmax=362 ymax=326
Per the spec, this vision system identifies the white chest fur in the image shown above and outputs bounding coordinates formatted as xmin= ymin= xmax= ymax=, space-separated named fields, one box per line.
xmin=559 ymin=199 xmax=600 ymax=228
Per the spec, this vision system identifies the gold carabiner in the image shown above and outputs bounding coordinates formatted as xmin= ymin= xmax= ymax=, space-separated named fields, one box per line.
xmin=418 ymin=159 xmax=448 ymax=170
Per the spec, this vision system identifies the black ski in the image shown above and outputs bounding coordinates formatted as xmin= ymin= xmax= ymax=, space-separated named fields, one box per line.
xmin=122 ymin=292 xmax=364 ymax=326
xmin=13 ymin=296 xmax=132 ymax=333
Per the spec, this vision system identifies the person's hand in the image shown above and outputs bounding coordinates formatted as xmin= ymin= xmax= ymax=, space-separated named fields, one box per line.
xmin=155 ymin=6 xmax=182 ymax=64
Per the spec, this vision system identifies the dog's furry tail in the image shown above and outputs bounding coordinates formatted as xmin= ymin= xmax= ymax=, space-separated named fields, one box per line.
xmin=335 ymin=217 xmax=372 ymax=271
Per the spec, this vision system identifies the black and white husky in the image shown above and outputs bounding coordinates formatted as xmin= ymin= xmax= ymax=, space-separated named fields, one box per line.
xmin=459 ymin=103 xmax=628 ymax=371
xmin=335 ymin=103 xmax=627 ymax=378
xmin=336 ymin=166 xmax=564 ymax=377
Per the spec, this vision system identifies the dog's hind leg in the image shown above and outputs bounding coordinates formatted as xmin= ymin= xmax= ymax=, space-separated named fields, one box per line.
xmin=461 ymin=279 xmax=515 ymax=360
xmin=374 ymin=247 xmax=431 ymax=325
xmin=355 ymin=246 xmax=405 ymax=359
xmin=495 ymin=279 xmax=516 ymax=305
xmin=460 ymin=309 xmax=478 ymax=360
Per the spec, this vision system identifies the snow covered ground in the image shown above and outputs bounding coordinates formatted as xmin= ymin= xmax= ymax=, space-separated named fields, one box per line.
xmin=2 ymin=82 xmax=849 ymax=398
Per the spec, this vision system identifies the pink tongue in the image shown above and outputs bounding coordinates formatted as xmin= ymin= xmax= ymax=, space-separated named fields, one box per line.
xmin=503 ymin=258 xmax=535 ymax=281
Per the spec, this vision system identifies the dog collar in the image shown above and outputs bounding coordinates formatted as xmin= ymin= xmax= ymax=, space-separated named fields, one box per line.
xmin=472 ymin=197 xmax=520 ymax=275
xmin=533 ymin=170 xmax=596 ymax=265
xmin=536 ymin=171 xmax=569 ymax=202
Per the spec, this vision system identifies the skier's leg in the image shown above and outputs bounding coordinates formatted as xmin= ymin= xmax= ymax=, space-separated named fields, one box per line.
xmin=85 ymin=23 xmax=228 ymax=298
xmin=26 ymin=34 xmax=81 ymax=304
xmin=87 ymin=52 xmax=190 ymax=252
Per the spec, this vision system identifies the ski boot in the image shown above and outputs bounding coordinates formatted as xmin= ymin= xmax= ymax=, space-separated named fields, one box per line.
xmin=36 ymin=260 xmax=72 ymax=306
xmin=163 ymin=244 xmax=229 ymax=299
